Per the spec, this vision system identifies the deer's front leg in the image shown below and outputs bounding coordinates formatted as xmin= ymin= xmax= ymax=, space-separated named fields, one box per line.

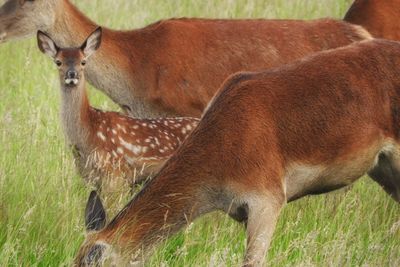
xmin=243 ymin=192 xmax=285 ymax=267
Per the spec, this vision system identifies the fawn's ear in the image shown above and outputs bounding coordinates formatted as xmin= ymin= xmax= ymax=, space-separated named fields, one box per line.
xmin=85 ymin=191 xmax=106 ymax=232
xmin=37 ymin=31 xmax=58 ymax=59
xmin=81 ymin=27 xmax=102 ymax=59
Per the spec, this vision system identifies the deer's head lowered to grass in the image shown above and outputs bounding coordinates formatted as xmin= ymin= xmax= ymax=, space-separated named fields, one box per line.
xmin=37 ymin=28 xmax=199 ymax=195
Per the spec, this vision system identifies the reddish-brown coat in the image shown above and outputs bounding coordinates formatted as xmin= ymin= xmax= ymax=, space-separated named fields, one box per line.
xmin=0 ymin=0 xmax=372 ymax=117
xmin=344 ymin=0 xmax=400 ymax=41
xmin=97 ymin=18 xmax=371 ymax=116
xmin=75 ymin=39 xmax=400 ymax=265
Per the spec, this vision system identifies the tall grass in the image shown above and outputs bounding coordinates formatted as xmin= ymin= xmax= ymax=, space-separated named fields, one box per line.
xmin=0 ymin=0 xmax=399 ymax=266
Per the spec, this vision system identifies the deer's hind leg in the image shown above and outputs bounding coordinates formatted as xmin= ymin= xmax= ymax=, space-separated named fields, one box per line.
xmin=368 ymin=146 xmax=400 ymax=203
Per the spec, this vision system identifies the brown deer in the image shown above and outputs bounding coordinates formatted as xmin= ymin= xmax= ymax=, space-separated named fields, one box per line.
xmin=344 ymin=0 xmax=400 ymax=41
xmin=37 ymin=27 xmax=199 ymax=191
xmin=0 ymin=0 xmax=372 ymax=117
xmin=74 ymin=39 xmax=400 ymax=266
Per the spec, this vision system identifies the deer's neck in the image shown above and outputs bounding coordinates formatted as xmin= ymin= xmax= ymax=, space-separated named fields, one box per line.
xmin=60 ymin=80 xmax=93 ymax=152
xmin=49 ymin=0 xmax=99 ymax=47
xmin=97 ymin=166 xmax=213 ymax=255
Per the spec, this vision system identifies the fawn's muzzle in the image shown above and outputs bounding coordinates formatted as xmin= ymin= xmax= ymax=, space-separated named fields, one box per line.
xmin=65 ymin=70 xmax=79 ymax=86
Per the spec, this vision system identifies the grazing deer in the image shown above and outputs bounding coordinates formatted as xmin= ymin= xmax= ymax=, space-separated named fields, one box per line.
xmin=0 ymin=0 xmax=372 ymax=117
xmin=75 ymin=39 xmax=400 ymax=266
xmin=37 ymin=27 xmax=199 ymax=191
xmin=344 ymin=0 xmax=400 ymax=41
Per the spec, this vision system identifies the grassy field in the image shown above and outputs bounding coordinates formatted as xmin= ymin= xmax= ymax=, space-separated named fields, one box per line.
xmin=0 ymin=0 xmax=399 ymax=266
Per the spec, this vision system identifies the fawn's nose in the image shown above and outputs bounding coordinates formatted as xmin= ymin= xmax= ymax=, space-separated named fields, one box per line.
xmin=67 ymin=70 xmax=78 ymax=79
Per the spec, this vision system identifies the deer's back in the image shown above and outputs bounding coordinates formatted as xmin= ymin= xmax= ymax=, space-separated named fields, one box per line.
xmin=158 ymin=39 xmax=400 ymax=186
xmin=115 ymin=18 xmax=372 ymax=116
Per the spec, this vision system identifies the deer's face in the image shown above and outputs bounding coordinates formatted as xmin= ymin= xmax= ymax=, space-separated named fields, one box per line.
xmin=0 ymin=0 xmax=57 ymax=43
xmin=54 ymin=49 xmax=86 ymax=87
xmin=36 ymin=27 xmax=102 ymax=88
xmin=75 ymin=236 xmax=141 ymax=267
xmin=74 ymin=237 xmax=121 ymax=267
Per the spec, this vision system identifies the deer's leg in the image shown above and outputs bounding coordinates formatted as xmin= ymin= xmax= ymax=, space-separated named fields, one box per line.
xmin=243 ymin=192 xmax=285 ymax=267
xmin=368 ymin=151 xmax=400 ymax=203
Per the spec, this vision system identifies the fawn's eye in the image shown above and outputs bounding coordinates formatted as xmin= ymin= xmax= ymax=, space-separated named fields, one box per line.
xmin=55 ymin=60 xmax=62 ymax=67
xmin=81 ymin=60 xmax=86 ymax=66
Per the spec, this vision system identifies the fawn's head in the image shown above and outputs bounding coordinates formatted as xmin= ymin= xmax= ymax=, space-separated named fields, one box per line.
xmin=37 ymin=27 xmax=102 ymax=88
xmin=0 ymin=0 xmax=59 ymax=42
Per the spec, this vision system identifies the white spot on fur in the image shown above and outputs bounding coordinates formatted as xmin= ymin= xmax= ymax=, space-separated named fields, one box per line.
xmin=119 ymin=137 xmax=142 ymax=155
xmin=154 ymin=137 xmax=160 ymax=146
xmin=116 ymin=124 xmax=127 ymax=133
xmin=97 ymin=132 xmax=106 ymax=141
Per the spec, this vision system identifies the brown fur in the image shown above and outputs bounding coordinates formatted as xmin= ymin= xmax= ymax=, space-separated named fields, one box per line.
xmin=0 ymin=0 xmax=372 ymax=117
xmin=344 ymin=0 xmax=400 ymax=41
xmin=75 ymin=39 xmax=400 ymax=266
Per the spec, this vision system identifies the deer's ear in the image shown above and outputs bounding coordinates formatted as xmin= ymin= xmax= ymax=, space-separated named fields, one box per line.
xmin=81 ymin=27 xmax=102 ymax=59
xmin=37 ymin=31 xmax=58 ymax=59
xmin=85 ymin=191 xmax=106 ymax=232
